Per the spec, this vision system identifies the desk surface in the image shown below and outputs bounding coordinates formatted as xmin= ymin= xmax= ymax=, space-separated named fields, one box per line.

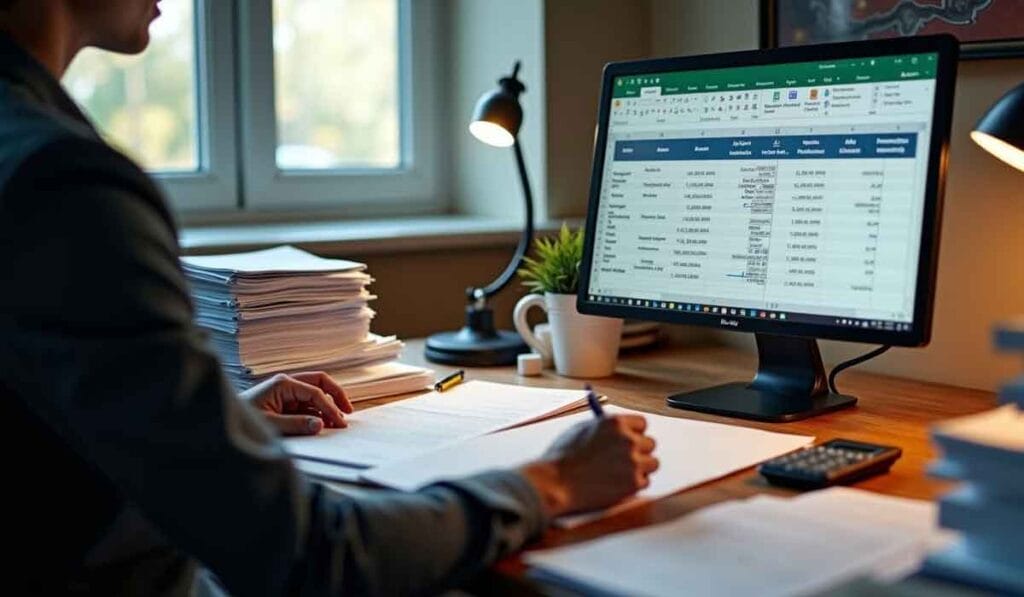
xmin=399 ymin=342 xmax=991 ymax=532
xmin=376 ymin=340 xmax=996 ymax=585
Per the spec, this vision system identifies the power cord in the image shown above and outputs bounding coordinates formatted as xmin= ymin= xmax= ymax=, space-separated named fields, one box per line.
xmin=828 ymin=345 xmax=892 ymax=395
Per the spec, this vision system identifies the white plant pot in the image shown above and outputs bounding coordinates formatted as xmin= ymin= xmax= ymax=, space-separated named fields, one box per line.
xmin=513 ymin=292 xmax=623 ymax=378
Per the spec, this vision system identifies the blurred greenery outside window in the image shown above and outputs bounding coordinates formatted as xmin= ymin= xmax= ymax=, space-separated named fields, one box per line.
xmin=64 ymin=0 xmax=198 ymax=172
xmin=274 ymin=0 xmax=400 ymax=170
xmin=62 ymin=0 xmax=406 ymax=212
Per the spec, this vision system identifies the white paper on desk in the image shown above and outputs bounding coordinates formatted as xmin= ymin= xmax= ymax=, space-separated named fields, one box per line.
xmin=293 ymin=459 xmax=366 ymax=483
xmin=787 ymin=487 xmax=956 ymax=580
xmin=526 ymin=488 xmax=945 ymax=597
xmin=282 ymin=381 xmax=588 ymax=468
xmin=363 ymin=404 xmax=812 ymax=526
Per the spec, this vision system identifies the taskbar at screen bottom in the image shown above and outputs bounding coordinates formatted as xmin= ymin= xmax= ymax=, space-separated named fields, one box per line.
xmin=585 ymin=294 xmax=913 ymax=332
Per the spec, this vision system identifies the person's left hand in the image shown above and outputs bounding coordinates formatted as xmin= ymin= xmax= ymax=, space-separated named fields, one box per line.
xmin=241 ymin=372 xmax=353 ymax=436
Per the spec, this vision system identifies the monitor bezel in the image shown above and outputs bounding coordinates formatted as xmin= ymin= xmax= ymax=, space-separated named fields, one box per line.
xmin=576 ymin=34 xmax=958 ymax=348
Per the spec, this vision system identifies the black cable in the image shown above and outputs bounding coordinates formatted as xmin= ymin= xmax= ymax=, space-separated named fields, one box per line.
xmin=828 ymin=345 xmax=892 ymax=395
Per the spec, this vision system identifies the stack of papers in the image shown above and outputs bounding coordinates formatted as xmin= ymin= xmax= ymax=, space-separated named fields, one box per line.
xmin=181 ymin=246 xmax=433 ymax=397
xmin=924 ymin=405 xmax=1024 ymax=594
xmin=922 ymin=322 xmax=1024 ymax=594
xmin=526 ymin=488 xmax=952 ymax=597
xmin=363 ymin=403 xmax=813 ymax=527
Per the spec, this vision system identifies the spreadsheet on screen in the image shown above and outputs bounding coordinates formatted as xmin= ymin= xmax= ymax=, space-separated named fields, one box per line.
xmin=586 ymin=53 xmax=939 ymax=330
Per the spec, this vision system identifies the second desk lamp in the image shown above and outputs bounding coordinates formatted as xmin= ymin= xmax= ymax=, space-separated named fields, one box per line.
xmin=425 ymin=62 xmax=534 ymax=366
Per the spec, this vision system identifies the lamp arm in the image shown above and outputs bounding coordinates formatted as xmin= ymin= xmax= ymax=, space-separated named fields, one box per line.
xmin=468 ymin=138 xmax=535 ymax=305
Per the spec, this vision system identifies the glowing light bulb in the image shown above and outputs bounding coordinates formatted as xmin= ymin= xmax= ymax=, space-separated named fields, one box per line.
xmin=469 ymin=121 xmax=515 ymax=147
xmin=971 ymin=130 xmax=1024 ymax=173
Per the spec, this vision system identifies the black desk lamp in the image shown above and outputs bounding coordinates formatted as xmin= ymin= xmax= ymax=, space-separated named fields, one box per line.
xmin=425 ymin=62 xmax=534 ymax=366
xmin=972 ymin=81 xmax=1024 ymax=172
xmin=973 ymin=81 xmax=1024 ymax=373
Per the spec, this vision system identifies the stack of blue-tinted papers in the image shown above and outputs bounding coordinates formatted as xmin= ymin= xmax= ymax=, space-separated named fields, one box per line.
xmin=924 ymin=404 xmax=1024 ymax=594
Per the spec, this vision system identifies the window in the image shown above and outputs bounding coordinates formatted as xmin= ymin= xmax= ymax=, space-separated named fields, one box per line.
xmin=273 ymin=0 xmax=400 ymax=170
xmin=64 ymin=1 xmax=198 ymax=172
xmin=61 ymin=0 xmax=441 ymax=217
xmin=240 ymin=0 xmax=440 ymax=212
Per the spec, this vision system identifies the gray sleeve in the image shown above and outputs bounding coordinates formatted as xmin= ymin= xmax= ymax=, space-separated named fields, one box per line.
xmin=293 ymin=471 xmax=546 ymax=596
xmin=0 ymin=137 xmax=547 ymax=596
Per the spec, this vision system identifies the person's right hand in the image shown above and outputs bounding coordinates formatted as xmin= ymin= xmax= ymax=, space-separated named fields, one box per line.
xmin=519 ymin=415 xmax=658 ymax=518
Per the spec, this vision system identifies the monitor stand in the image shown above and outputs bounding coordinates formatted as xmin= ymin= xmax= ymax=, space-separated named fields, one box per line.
xmin=666 ymin=333 xmax=856 ymax=422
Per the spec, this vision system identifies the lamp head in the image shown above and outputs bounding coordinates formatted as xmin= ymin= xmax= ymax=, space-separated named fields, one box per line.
xmin=469 ymin=61 xmax=526 ymax=148
xmin=971 ymin=81 xmax=1024 ymax=172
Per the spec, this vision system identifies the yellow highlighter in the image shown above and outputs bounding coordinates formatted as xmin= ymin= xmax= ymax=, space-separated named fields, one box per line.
xmin=434 ymin=370 xmax=465 ymax=392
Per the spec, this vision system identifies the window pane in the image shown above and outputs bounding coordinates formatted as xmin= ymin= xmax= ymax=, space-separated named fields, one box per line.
xmin=273 ymin=0 xmax=400 ymax=170
xmin=63 ymin=1 xmax=198 ymax=172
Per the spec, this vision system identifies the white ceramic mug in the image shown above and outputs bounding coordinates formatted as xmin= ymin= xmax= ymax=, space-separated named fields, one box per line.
xmin=533 ymin=323 xmax=553 ymax=368
xmin=513 ymin=293 xmax=623 ymax=378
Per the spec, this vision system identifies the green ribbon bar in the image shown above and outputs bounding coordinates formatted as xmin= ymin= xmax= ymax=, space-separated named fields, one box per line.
xmin=613 ymin=52 xmax=937 ymax=98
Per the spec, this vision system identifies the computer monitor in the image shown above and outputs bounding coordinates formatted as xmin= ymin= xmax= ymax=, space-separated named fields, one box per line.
xmin=577 ymin=35 xmax=958 ymax=422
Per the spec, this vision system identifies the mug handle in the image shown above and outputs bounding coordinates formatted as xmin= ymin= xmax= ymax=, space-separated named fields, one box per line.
xmin=513 ymin=294 xmax=552 ymax=362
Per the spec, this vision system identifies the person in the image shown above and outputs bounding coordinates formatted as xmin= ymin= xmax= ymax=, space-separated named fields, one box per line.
xmin=0 ymin=1 xmax=660 ymax=595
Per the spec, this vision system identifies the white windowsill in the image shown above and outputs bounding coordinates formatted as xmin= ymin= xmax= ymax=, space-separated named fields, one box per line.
xmin=180 ymin=215 xmax=581 ymax=256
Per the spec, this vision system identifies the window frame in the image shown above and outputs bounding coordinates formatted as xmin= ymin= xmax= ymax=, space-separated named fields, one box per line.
xmin=234 ymin=0 xmax=444 ymax=216
xmin=152 ymin=0 xmax=238 ymax=211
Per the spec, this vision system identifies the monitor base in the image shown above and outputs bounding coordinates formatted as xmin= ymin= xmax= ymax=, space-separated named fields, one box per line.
xmin=667 ymin=333 xmax=857 ymax=422
xmin=667 ymin=383 xmax=856 ymax=422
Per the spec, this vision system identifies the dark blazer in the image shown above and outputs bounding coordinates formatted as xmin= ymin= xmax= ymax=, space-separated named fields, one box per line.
xmin=0 ymin=35 xmax=544 ymax=596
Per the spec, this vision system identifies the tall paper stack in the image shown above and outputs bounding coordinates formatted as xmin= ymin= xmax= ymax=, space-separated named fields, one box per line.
xmin=923 ymin=319 xmax=1024 ymax=594
xmin=181 ymin=246 xmax=434 ymax=400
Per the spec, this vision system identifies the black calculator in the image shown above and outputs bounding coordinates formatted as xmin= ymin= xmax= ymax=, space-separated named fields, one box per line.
xmin=758 ymin=439 xmax=902 ymax=489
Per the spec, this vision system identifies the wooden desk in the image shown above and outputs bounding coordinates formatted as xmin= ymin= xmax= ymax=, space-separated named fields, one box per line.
xmin=370 ymin=340 xmax=997 ymax=589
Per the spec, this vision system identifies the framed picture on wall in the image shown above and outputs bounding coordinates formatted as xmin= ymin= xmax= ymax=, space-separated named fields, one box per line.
xmin=761 ymin=0 xmax=1024 ymax=59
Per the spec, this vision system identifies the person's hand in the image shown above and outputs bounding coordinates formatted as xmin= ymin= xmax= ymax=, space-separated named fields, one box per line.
xmin=519 ymin=415 xmax=658 ymax=518
xmin=241 ymin=372 xmax=353 ymax=436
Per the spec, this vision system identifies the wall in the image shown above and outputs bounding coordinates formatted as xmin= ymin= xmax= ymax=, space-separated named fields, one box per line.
xmin=446 ymin=0 xmax=652 ymax=221
xmin=543 ymin=0 xmax=652 ymax=218
xmin=649 ymin=0 xmax=759 ymax=57
xmin=360 ymin=245 xmax=530 ymax=339
xmin=447 ymin=0 xmax=548 ymax=220
xmin=649 ymin=0 xmax=1024 ymax=391
xmin=372 ymin=0 xmax=651 ymax=344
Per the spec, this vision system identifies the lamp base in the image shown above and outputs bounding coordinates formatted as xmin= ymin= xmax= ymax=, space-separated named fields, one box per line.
xmin=425 ymin=305 xmax=529 ymax=366
xmin=425 ymin=329 xmax=527 ymax=366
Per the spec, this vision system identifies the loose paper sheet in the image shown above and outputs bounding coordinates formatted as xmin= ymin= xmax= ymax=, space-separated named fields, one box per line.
xmin=282 ymin=381 xmax=588 ymax=467
xmin=364 ymin=404 xmax=813 ymax=526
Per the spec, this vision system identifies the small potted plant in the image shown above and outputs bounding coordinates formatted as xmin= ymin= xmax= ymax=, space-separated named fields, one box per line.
xmin=514 ymin=224 xmax=623 ymax=378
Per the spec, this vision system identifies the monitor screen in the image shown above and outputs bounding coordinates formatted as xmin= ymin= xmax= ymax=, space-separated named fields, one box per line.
xmin=579 ymin=40 xmax=955 ymax=346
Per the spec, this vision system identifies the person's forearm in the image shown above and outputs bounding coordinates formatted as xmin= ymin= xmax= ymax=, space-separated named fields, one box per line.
xmin=292 ymin=471 xmax=547 ymax=596
xmin=519 ymin=461 xmax=571 ymax=519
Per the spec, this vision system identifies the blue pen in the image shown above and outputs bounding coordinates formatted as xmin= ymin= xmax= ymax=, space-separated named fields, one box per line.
xmin=584 ymin=383 xmax=604 ymax=418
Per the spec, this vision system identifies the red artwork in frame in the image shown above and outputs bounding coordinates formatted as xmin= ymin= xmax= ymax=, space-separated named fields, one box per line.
xmin=762 ymin=0 xmax=1024 ymax=58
